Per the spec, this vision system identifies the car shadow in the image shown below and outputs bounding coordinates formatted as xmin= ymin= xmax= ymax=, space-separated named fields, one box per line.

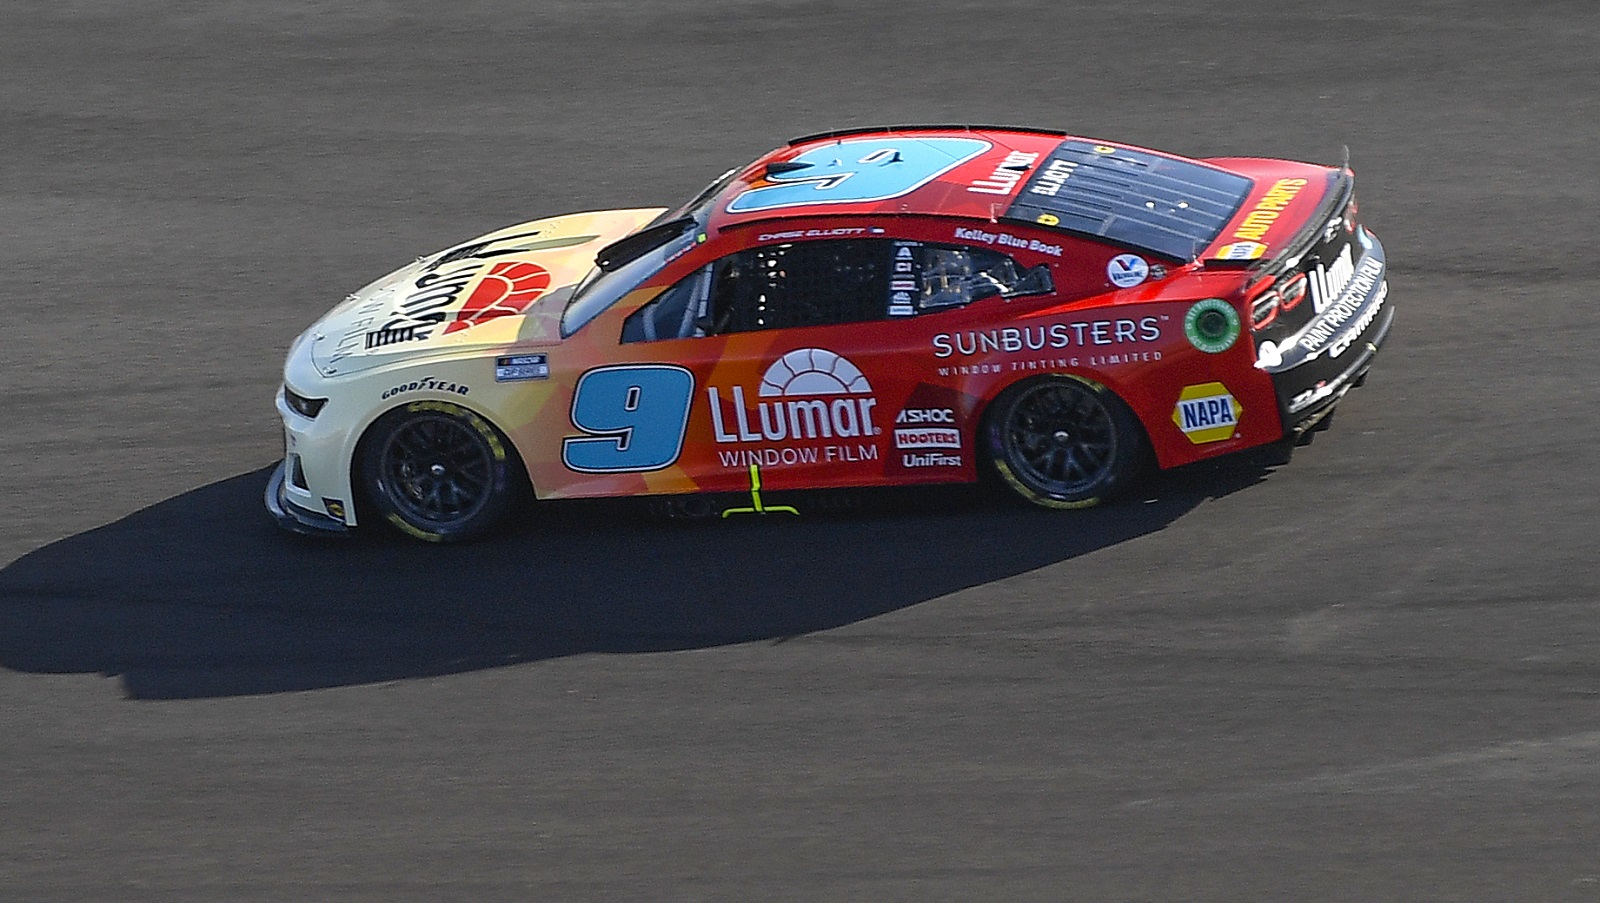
xmin=0 ymin=448 xmax=1290 ymax=699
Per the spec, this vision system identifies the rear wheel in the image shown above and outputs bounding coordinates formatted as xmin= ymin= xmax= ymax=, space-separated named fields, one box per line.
xmin=984 ymin=375 xmax=1145 ymax=509
xmin=358 ymin=401 xmax=522 ymax=542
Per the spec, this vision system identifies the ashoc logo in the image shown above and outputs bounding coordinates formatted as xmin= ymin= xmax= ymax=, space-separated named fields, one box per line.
xmin=896 ymin=408 xmax=955 ymax=424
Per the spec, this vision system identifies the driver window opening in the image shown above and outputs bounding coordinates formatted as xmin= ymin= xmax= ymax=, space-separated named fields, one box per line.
xmin=621 ymin=238 xmax=1053 ymax=343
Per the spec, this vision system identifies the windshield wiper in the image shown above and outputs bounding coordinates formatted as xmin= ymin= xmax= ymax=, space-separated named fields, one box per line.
xmin=595 ymin=217 xmax=695 ymax=273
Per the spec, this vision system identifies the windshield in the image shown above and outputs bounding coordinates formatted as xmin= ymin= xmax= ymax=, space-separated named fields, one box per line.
xmin=559 ymin=167 xmax=741 ymax=337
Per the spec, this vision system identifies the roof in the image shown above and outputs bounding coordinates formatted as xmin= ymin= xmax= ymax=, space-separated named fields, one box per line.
xmin=709 ymin=126 xmax=1258 ymax=261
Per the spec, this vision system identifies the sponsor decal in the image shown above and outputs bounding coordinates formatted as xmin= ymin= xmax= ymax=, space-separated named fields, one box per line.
xmin=429 ymin=230 xmax=546 ymax=268
xmin=495 ymin=354 xmax=549 ymax=382
xmin=708 ymin=348 xmax=881 ymax=468
xmin=895 ymin=428 xmax=961 ymax=450
xmin=933 ymin=317 xmax=1163 ymax=359
xmin=1216 ymin=241 xmax=1266 ymax=260
xmin=329 ymin=256 xmax=552 ymax=366
xmin=951 ymin=226 xmax=1062 ymax=257
xmin=889 ymin=244 xmax=918 ymax=315
xmin=1298 ymin=258 xmax=1387 ymax=358
xmin=967 ymin=149 xmax=1041 ymax=196
xmin=1183 ymin=299 xmax=1241 ymax=354
xmin=1036 ymin=213 xmax=1060 ymax=227
xmin=903 ymin=452 xmax=963 ymax=468
xmin=1289 ymin=380 xmax=1336 ymax=415
xmin=1230 ymin=178 xmax=1308 ymax=244
xmin=1307 ymin=244 xmax=1356 ymax=314
xmin=1322 ymin=214 xmax=1344 ymax=242
xmin=1025 ymin=157 xmax=1079 ymax=198
xmin=380 ymin=376 xmax=470 ymax=400
xmin=895 ymin=407 xmax=955 ymax=424
xmin=1107 ymin=254 xmax=1149 ymax=288
xmin=1172 ymin=382 xmax=1242 ymax=444
xmin=322 ymin=498 xmax=346 ymax=519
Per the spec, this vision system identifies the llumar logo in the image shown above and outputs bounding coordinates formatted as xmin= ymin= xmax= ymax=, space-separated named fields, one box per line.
xmin=709 ymin=349 xmax=882 ymax=468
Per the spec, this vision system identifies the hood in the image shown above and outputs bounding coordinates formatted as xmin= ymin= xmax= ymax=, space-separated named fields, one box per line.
xmin=310 ymin=208 xmax=665 ymax=376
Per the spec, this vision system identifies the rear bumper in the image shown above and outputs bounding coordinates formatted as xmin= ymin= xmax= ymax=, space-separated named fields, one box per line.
xmin=1264 ymin=230 xmax=1394 ymax=434
xmin=265 ymin=459 xmax=351 ymax=537
xmin=1274 ymin=287 xmax=1395 ymax=433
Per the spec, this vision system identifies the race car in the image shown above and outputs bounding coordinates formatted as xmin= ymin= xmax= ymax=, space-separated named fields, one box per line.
xmin=266 ymin=125 xmax=1393 ymax=541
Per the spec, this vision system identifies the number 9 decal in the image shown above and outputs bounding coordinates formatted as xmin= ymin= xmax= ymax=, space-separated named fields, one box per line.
xmin=562 ymin=365 xmax=695 ymax=473
xmin=726 ymin=137 xmax=991 ymax=213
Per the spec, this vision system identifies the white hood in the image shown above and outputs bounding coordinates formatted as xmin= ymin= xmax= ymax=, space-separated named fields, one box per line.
xmin=308 ymin=208 xmax=664 ymax=376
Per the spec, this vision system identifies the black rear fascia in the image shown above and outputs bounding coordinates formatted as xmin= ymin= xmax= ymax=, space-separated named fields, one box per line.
xmin=1249 ymin=171 xmax=1393 ymax=432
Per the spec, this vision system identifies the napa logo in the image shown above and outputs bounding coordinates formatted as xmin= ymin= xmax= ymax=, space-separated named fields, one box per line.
xmin=708 ymin=348 xmax=881 ymax=444
xmin=1172 ymin=382 xmax=1242 ymax=444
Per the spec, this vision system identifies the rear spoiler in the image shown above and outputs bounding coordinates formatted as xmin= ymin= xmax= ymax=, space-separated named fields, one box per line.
xmin=1247 ymin=152 xmax=1356 ymax=286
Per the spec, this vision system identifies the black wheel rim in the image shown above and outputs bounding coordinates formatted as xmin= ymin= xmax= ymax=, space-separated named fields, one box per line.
xmin=1002 ymin=382 xmax=1116 ymax=496
xmin=378 ymin=414 xmax=495 ymax=527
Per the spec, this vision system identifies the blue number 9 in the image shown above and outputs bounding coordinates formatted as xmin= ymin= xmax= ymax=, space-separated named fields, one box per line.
xmin=726 ymin=137 xmax=991 ymax=213
xmin=562 ymin=365 xmax=695 ymax=473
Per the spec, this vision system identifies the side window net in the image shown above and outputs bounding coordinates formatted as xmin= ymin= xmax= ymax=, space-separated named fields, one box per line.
xmin=620 ymin=237 xmax=1054 ymax=343
xmin=719 ymin=242 xmax=887 ymax=333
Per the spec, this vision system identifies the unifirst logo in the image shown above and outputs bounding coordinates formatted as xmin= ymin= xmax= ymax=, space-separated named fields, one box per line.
xmin=708 ymin=348 xmax=880 ymax=443
xmin=1173 ymin=382 xmax=1242 ymax=444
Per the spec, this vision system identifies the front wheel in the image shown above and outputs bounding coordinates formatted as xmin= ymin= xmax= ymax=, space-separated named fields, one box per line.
xmin=984 ymin=375 xmax=1146 ymax=509
xmin=358 ymin=401 xmax=523 ymax=542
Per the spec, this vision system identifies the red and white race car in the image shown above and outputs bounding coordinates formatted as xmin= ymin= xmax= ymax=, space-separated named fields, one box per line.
xmin=267 ymin=125 xmax=1392 ymax=541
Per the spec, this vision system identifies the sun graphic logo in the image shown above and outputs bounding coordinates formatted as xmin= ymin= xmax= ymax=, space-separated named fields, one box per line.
xmin=442 ymin=261 xmax=552 ymax=335
xmin=708 ymin=348 xmax=881 ymax=444
xmin=758 ymin=348 xmax=872 ymax=397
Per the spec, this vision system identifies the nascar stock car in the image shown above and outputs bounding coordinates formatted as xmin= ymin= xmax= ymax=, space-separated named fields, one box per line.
xmin=266 ymin=125 xmax=1392 ymax=541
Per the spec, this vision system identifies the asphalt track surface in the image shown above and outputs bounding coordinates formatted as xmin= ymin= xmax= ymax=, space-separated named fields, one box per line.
xmin=4 ymin=1 xmax=1600 ymax=899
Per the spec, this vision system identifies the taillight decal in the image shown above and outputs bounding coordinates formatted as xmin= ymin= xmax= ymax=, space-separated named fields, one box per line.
xmin=1250 ymin=292 xmax=1280 ymax=330
xmin=1277 ymin=272 xmax=1308 ymax=312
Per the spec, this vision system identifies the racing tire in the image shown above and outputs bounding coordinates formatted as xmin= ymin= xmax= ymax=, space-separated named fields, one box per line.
xmin=984 ymin=375 xmax=1146 ymax=509
xmin=358 ymin=400 xmax=523 ymax=542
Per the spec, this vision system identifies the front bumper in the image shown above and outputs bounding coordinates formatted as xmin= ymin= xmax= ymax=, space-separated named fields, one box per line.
xmin=265 ymin=458 xmax=351 ymax=537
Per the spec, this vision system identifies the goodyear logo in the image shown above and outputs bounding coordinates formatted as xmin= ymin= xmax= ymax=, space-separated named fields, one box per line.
xmin=1172 ymin=382 xmax=1242 ymax=444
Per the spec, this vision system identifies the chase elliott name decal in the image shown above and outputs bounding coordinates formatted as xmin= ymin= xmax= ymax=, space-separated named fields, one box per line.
xmin=1173 ymin=382 xmax=1242 ymax=444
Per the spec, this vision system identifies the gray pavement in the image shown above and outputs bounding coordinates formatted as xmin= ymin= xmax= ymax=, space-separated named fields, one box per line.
xmin=4 ymin=2 xmax=1600 ymax=900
